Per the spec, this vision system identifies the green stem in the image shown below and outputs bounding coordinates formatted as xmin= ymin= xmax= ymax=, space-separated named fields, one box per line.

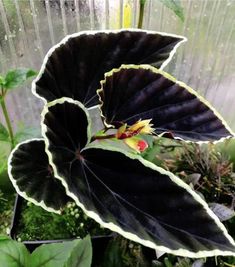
xmin=138 ymin=0 xmax=146 ymax=29
xmin=0 ymin=95 xmax=15 ymax=149
xmin=91 ymin=133 xmax=115 ymax=142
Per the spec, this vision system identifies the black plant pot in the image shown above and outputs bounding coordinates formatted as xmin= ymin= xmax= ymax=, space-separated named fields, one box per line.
xmin=10 ymin=195 xmax=113 ymax=265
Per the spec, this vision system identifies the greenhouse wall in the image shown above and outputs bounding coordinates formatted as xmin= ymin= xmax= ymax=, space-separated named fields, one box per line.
xmin=0 ymin=0 xmax=234 ymax=130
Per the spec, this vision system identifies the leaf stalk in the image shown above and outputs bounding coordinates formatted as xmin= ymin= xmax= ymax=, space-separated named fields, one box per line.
xmin=0 ymin=90 xmax=15 ymax=149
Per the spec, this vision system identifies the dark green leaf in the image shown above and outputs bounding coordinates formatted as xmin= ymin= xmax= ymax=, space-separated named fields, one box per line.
xmin=41 ymin=99 xmax=235 ymax=257
xmin=101 ymin=239 xmax=123 ymax=267
xmin=65 ymin=236 xmax=92 ymax=267
xmin=0 ymin=235 xmax=10 ymax=241
xmin=4 ymin=68 xmax=37 ymax=89
xmin=30 ymin=236 xmax=92 ymax=267
xmin=8 ymin=139 xmax=69 ymax=213
xmin=0 ymin=123 xmax=9 ymax=142
xmin=98 ymin=66 xmax=233 ymax=142
xmin=159 ymin=0 xmax=185 ymax=22
xmin=34 ymin=29 xmax=185 ymax=107
xmin=0 ymin=238 xmax=30 ymax=267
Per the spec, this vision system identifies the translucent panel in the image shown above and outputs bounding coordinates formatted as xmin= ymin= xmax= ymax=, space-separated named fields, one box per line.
xmin=0 ymin=0 xmax=235 ymax=131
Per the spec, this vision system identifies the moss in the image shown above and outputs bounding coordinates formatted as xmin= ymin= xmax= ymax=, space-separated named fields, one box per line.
xmin=16 ymin=199 xmax=110 ymax=241
xmin=0 ymin=191 xmax=15 ymax=235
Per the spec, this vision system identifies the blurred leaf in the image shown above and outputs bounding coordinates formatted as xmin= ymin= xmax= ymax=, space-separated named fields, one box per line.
xmin=4 ymin=68 xmax=37 ymax=90
xmin=176 ymin=258 xmax=191 ymax=267
xmin=164 ymin=257 xmax=173 ymax=267
xmin=192 ymin=259 xmax=205 ymax=267
xmin=0 ymin=235 xmax=10 ymax=241
xmin=14 ymin=126 xmax=40 ymax=143
xmin=155 ymin=249 xmax=165 ymax=259
xmin=187 ymin=173 xmax=201 ymax=186
xmin=0 ymin=123 xmax=9 ymax=142
xmin=0 ymin=75 xmax=5 ymax=86
xmin=158 ymin=0 xmax=185 ymax=22
xmin=0 ymin=237 xmax=30 ymax=267
xmin=65 ymin=236 xmax=92 ymax=267
xmin=209 ymin=203 xmax=235 ymax=222
xmin=30 ymin=236 xmax=92 ymax=267
xmin=101 ymin=238 xmax=122 ymax=267
xmin=0 ymin=141 xmax=11 ymax=173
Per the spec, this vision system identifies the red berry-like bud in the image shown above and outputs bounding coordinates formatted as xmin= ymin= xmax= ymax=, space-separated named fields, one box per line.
xmin=137 ymin=140 xmax=148 ymax=152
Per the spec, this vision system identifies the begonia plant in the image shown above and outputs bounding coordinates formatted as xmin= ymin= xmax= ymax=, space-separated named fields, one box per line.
xmin=8 ymin=29 xmax=235 ymax=258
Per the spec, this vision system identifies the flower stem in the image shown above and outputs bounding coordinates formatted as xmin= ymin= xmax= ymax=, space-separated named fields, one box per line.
xmin=138 ymin=0 xmax=146 ymax=28
xmin=0 ymin=94 xmax=15 ymax=149
xmin=91 ymin=133 xmax=115 ymax=142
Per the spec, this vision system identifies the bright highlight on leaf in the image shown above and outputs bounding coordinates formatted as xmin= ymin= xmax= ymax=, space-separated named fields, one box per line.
xmin=32 ymin=29 xmax=186 ymax=106
xmin=98 ymin=65 xmax=234 ymax=142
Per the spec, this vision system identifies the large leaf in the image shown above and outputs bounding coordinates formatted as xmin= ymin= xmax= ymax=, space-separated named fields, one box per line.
xmin=4 ymin=68 xmax=37 ymax=90
xmin=32 ymin=29 xmax=186 ymax=107
xmin=30 ymin=236 xmax=92 ymax=267
xmin=98 ymin=65 xmax=234 ymax=142
xmin=41 ymin=98 xmax=235 ymax=258
xmin=8 ymin=139 xmax=69 ymax=213
xmin=0 ymin=237 xmax=30 ymax=267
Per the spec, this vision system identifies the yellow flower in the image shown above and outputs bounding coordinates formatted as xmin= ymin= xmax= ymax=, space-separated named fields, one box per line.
xmin=128 ymin=119 xmax=155 ymax=135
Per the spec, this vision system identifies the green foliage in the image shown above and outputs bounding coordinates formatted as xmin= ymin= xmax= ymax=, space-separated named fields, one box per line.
xmin=144 ymin=139 xmax=235 ymax=266
xmin=0 ymin=235 xmax=92 ymax=267
xmin=100 ymin=236 xmax=150 ymax=267
xmin=2 ymin=68 xmax=37 ymax=90
xmin=30 ymin=236 xmax=92 ymax=267
xmin=0 ymin=191 xmax=15 ymax=235
xmin=0 ymin=237 xmax=30 ymax=267
xmin=158 ymin=0 xmax=185 ymax=22
xmin=16 ymin=200 xmax=109 ymax=242
xmin=0 ymin=123 xmax=9 ymax=142
xmin=0 ymin=67 xmax=37 ymax=191
xmin=215 ymin=138 xmax=235 ymax=170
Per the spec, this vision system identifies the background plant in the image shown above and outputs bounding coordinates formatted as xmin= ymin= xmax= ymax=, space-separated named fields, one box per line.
xmin=0 ymin=234 xmax=92 ymax=267
xmin=0 ymin=68 xmax=37 ymax=191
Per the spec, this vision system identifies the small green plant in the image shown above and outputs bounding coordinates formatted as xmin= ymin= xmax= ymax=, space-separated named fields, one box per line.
xmin=0 ymin=235 xmax=92 ymax=267
xmin=0 ymin=68 xmax=37 ymax=191
xmin=0 ymin=68 xmax=37 ymax=149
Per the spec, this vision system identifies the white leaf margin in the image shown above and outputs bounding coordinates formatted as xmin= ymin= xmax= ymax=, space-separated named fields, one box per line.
xmin=97 ymin=64 xmax=235 ymax=145
xmin=41 ymin=97 xmax=235 ymax=258
xmin=8 ymin=138 xmax=61 ymax=214
xmin=31 ymin=28 xmax=186 ymax=104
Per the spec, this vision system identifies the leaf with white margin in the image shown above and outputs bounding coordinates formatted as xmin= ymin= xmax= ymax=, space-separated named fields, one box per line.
xmin=8 ymin=139 xmax=69 ymax=213
xmin=41 ymin=98 xmax=235 ymax=258
xmin=32 ymin=29 xmax=186 ymax=107
xmin=98 ymin=65 xmax=234 ymax=143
